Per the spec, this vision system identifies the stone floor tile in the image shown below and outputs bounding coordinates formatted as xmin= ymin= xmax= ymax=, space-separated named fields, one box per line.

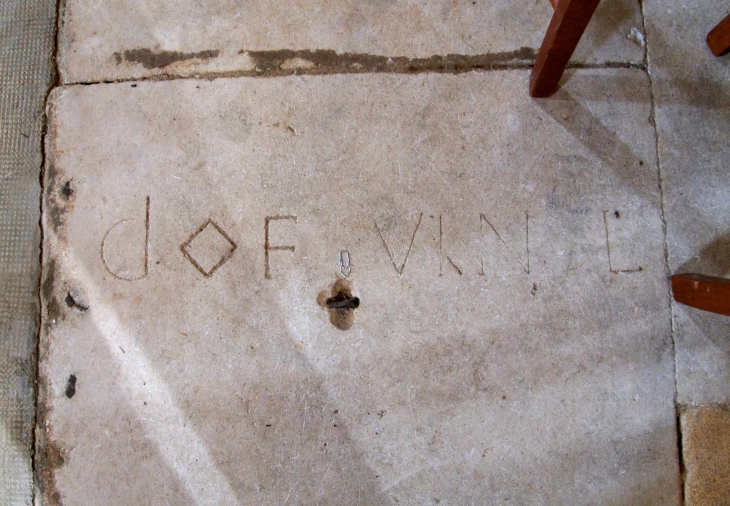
xmin=39 ymin=70 xmax=679 ymax=505
xmin=680 ymin=406 xmax=730 ymax=505
xmin=59 ymin=0 xmax=645 ymax=83
xmin=644 ymin=0 xmax=730 ymax=405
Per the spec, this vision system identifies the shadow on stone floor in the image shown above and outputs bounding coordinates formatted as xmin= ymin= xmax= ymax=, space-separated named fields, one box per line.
xmin=645 ymin=27 xmax=730 ymax=109
xmin=534 ymin=71 xmax=658 ymax=205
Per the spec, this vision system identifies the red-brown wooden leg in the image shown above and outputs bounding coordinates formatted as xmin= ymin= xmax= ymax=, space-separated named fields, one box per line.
xmin=672 ymin=273 xmax=730 ymax=317
xmin=707 ymin=13 xmax=730 ymax=57
xmin=530 ymin=0 xmax=602 ymax=98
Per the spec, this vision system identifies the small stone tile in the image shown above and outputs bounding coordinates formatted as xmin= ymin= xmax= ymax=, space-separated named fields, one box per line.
xmin=645 ymin=0 xmax=730 ymax=405
xmin=40 ymin=70 xmax=679 ymax=504
xmin=681 ymin=407 xmax=730 ymax=505
xmin=59 ymin=0 xmax=645 ymax=83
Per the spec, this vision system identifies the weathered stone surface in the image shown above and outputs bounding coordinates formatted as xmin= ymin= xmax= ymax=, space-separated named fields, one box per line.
xmin=58 ymin=0 xmax=645 ymax=83
xmin=681 ymin=407 xmax=730 ymax=505
xmin=40 ymin=70 xmax=679 ymax=504
xmin=645 ymin=0 xmax=730 ymax=406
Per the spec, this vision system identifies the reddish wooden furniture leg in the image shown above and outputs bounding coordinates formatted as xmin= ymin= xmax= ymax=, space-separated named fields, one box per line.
xmin=672 ymin=274 xmax=730 ymax=316
xmin=530 ymin=0 xmax=602 ymax=98
xmin=707 ymin=13 xmax=730 ymax=57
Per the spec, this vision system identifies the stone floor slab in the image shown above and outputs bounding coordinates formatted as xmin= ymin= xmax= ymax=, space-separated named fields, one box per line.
xmin=39 ymin=70 xmax=679 ymax=505
xmin=680 ymin=406 xmax=730 ymax=506
xmin=645 ymin=0 xmax=730 ymax=406
xmin=59 ymin=0 xmax=646 ymax=83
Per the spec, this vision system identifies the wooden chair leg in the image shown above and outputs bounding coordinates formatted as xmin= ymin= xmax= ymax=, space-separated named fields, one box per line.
xmin=707 ymin=13 xmax=730 ymax=57
xmin=672 ymin=273 xmax=730 ymax=317
xmin=530 ymin=0 xmax=602 ymax=98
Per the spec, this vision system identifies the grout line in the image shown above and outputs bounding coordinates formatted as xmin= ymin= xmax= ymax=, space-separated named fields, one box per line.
xmin=638 ymin=0 xmax=683 ymax=504
xmin=60 ymin=59 xmax=646 ymax=87
xmin=33 ymin=0 xmax=64 ymax=502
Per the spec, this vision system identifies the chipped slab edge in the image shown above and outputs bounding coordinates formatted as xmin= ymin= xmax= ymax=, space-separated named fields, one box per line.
xmin=37 ymin=88 xmax=68 ymax=506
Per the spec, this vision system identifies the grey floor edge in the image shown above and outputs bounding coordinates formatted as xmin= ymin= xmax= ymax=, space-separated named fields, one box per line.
xmin=0 ymin=0 xmax=57 ymax=504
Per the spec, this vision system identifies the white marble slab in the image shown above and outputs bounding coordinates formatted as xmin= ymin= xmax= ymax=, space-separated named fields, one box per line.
xmin=39 ymin=70 xmax=679 ymax=505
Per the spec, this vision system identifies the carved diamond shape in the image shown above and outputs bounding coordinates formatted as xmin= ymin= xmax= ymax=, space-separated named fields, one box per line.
xmin=180 ymin=219 xmax=237 ymax=277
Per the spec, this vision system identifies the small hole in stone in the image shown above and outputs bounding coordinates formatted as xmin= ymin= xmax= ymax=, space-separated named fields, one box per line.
xmin=65 ymin=374 xmax=77 ymax=398
xmin=66 ymin=287 xmax=89 ymax=311
xmin=614 ymin=210 xmax=620 ymax=218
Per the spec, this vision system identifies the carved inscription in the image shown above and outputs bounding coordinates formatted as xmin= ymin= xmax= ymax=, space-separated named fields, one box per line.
xmin=265 ymin=215 xmax=298 ymax=279
xmin=602 ymin=210 xmax=643 ymax=274
xmin=180 ymin=219 xmax=237 ymax=277
xmin=101 ymin=196 xmax=150 ymax=281
xmin=440 ymin=215 xmax=463 ymax=276
xmin=339 ymin=250 xmax=351 ymax=278
xmin=374 ymin=213 xmax=423 ymax=276
xmin=480 ymin=211 xmax=530 ymax=275
xmin=99 ymin=204 xmax=646 ymax=281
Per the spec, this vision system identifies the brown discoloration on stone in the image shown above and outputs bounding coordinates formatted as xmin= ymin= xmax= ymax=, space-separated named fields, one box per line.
xmin=41 ymin=258 xmax=65 ymax=326
xmin=680 ymin=406 xmax=730 ymax=505
xmin=116 ymin=48 xmax=220 ymax=69
xmin=35 ymin=367 xmax=65 ymax=506
xmin=318 ymin=278 xmax=359 ymax=331
xmin=44 ymin=161 xmax=75 ymax=237
xmin=36 ymin=273 xmax=65 ymax=504
xmin=243 ymin=48 xmax=537 ymax=77
xmin=35 ymin=437 xmax=66 ymax=506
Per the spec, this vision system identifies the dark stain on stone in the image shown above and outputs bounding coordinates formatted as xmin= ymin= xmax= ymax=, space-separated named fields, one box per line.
xmin=65 ymin=375 xmax=76 ymax=398
xmin=47 ymin=204 xmax=64 ymax=234
xmin=42 ymin=258 xmax=63 ymax=324
xmin=318 ymin=278 xmax=359 ymax=331
xmin=243 ymin=48 xmax=538 ymax=77
xmin=45 ymin=164 xmax=64 ymax=233
xmin=116 ymin=48 xmax=221 ymax=69
xmin=44 ymin=163 xmax=74 ymax=235
xmin=61 ymin=181 xmax=73 ymax=199
xmin=46 ymin=296 xmax=62 ymax=325
xmin=531 ymin=283 xmax=538 ymax=296
xmin=41 ymin=258 xmax=56 ymax=306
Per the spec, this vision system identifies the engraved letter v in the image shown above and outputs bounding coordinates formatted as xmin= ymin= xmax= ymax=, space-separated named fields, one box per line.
xmin=375 ymin=213 xmax=423 ymax=276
